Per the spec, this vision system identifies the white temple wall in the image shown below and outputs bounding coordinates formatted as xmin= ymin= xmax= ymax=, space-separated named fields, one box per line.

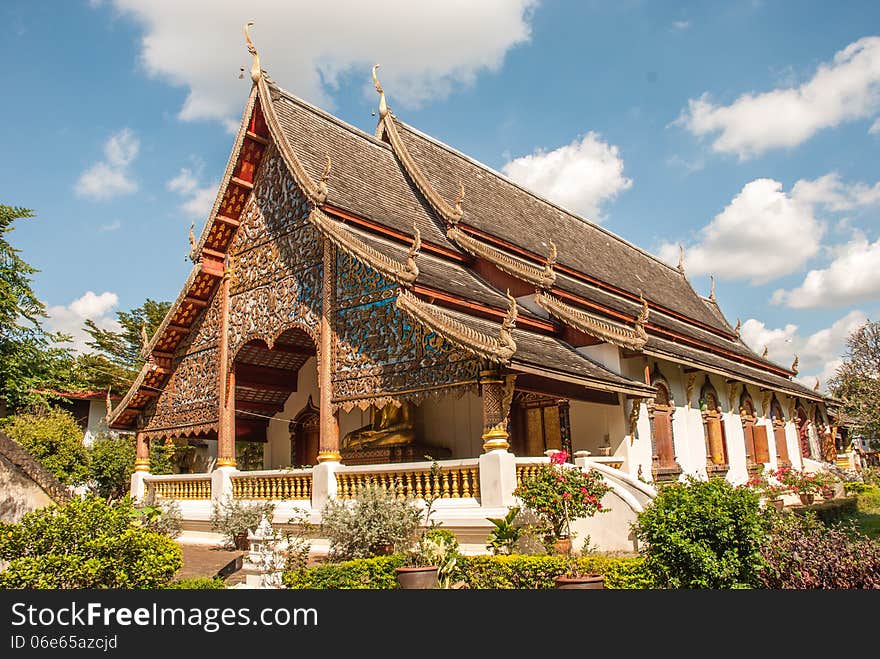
xmin=576 ymin=343 xmax=621 ymax=374
xmin=568 ymin=398 xmax=626 ymax=457
xmin=84 ymin=400 xmax=113 ymax=447
xmin=416 ymin=391 xmax=483 ymax=458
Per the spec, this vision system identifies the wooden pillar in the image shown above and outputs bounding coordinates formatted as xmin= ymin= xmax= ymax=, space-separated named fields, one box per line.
xmin=217 ymin=260 xmax=236 ymax=468
xmin=317 ymin=238 xmax=340 ymax=462
xmin=480 ymin=368 xmax=509 ymax=452
xmin=134 ymin=431 xmax=150 ymax=472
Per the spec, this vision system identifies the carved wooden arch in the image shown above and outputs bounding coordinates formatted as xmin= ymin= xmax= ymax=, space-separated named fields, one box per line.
xmin=290 ymin=395 xmax=320 ymax=467
xmin=740 ymin=389 xmax=768 ymax=467
xmin=229 ymin=319 xmax=320 ymax=366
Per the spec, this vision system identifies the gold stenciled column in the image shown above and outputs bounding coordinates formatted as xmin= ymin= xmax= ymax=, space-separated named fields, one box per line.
xmin=216 ymin=257 xmax=236 ymax=468
xmin=134 ymin=431 xmax=150 ymax=472
xmin=317 ymin=237 xmax=340 ymax=462
xmin=480 ymin=368 xmax=510 ymax=451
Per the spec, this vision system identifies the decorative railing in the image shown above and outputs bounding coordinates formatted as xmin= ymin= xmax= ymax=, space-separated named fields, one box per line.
xmin=335 ymin=461 xmax=480 ymax=500
xmin=515 ymin=459 xmax=550 ymax=488
xmin=231 ymin=470 xmax=313 ymax=500
xmin=145 ymin=475 xmax=212 ymax=500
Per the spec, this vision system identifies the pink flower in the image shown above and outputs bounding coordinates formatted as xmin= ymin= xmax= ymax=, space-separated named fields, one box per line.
xmin=550 ymin=450 xmax=568 ymax=465
xmin=562 ymin=492 xmax=571 ymax=499
xmin=580 ymin=487 xmax=588 ymax=495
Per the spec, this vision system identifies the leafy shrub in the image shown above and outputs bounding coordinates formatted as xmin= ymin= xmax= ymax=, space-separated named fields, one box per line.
xmin=0 ymin=495 xmax=181 ymax=589
xmin=844 ymin=481 xmax=875 ymax=495
xmin=164 ymin=577 xmax=226 ymax=589
xmin=136 ymin=492 xmax=183 ymax=539
xmin=2 ymin=408 xmax=89 ymax=485
xmin=320 ymin=481 xmax=423 ymax=561
xmin=87 ymin=433 xmax=136 ymax=498
xmin=283 ymin=555 xmax=406 ymax=589
xmin=486 ymin=506 xmax=524 ymax=555
xmin=633 ymin=476 xmax=768 ymax=588
xmin=757 ymin=511 xmax=880 ymax=588
xmin=210 ymin=498 xmax=275 ymax=549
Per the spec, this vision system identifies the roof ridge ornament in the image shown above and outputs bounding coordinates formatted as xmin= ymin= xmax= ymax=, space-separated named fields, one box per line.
xmin=139 ymin=323 xmax=149 ymax=360
xmin=188 ymin=220 xmax=197 ymax=262
xmin=709 ymin=275 xmax=716 ymax=302
xmin=372 ymin=64 xmax=388 ymax=119
xmin=244 ymin=22 xmax=262 ymax=84
xmin=453 ymin=182 xmax=465 ymax=221
xmin=543 ymin=240 xmax=557 ymax=282
xmin=499 ymin=289 xmax=518 ymax=352
xmin=405 ymin=224 xmax=421 ymax=280
xmin=791 ymin=354 xmax=799 ymax=376
xmin=813 ymin=377 xmax=820 ymax=392
xmin=318 ymin=155 xmax=331 ymax=199
xmin=635 ymin=294 xmax=650 ymax=344
xmin=677 ymin=244 xmax=685 ymax=274
xmin=535 ymin=290 xmax=648 ymax=351
xmin=761 ymin=345 xmax=768 ymax=359
xmin=734 ymin=318 xmax=741 ymax=337
xmin=447 ymin=225 xmax=556 ymax=288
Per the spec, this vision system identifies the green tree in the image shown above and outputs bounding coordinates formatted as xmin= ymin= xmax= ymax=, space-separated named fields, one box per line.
xmin=78 ymin=298 xmax=172 ymax=393
xmin=0 ymin=204 xmax=79 ymax=410
xmin=828 ymin=320 xmax=880 ymax=442
xmin=87 ymin=433 xmax=174 ymax=498
xmin=1 ymin=408 xmax=89 ymax=486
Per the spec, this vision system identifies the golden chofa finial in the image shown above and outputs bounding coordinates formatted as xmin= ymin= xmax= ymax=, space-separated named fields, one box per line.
xmin=139 ymin=323 xmax=149 ymax=359
xmin=734 ymin=318 xmax=741 ymax=336
xmin=709 ymin=275 xmax=716 ymax=302
xmin=244 ymin=21 xmax=261 ymax=83
xmin=453 ymin=182 xmax=465 ymax=218
xmin=405 ymin=223 xmax=422 ymax=278
xmin=372 ymin=64 xmax=388 ymax=118
xmin=791 ymin=354 xmax=799 ymax=375
xmin=677 ymin=244 xmax=685 ymax=274
xmin=317 ymin=155 xmax=331 ymax=201
xmin=761 ymin=345 xmax=769 ymax=359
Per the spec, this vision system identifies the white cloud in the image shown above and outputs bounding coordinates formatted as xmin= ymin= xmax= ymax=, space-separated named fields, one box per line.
xmin=871 ymin=118 xmax=880 ymax=134
xmin=75 ymin=129 xmax=140 ymax=200
xmin=791 ymin=172 xmax=880 ymax=211
xmin=500 ymin=132 xmax=633 ymax=221
xmin=103 ymin=1 xmax=537 ymax=126
xmin=672 ymin=20 xmax=691 ymax=30
xmin=678 ymin=36 xmax=880 ymax=159
xmin=97 ymin=220 xmax=121 ymax=233
xmin=772 ymin=233 xmax=880 ymax=308
xmin=45 ymin=291 xmax=121 ymax=353
xmin=657 ymin=178 xmax=823 ymax=283
xmin=740 ymin=310 xmax=868 ymax=391
xmin=167 ymin=166 xmax=217 ymax=220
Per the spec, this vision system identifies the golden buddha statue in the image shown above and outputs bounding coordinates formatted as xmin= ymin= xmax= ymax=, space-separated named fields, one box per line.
xmin=342 ymin=401 xmax=416 ymax=449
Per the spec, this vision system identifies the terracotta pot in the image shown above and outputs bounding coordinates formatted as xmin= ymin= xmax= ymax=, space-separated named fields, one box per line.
xmin=552 ymin=538 xmax=572 ymax=555
xmin=771 ymin=498 xmax=784 ymax=512
xmin=395 ymin=566 xmax=439 ymax=589
xmin=821 ymin=487 xmax=834 ymax=500
xmin=554 ymin=574 xmax=605 ymax=589
xmin=799 ymin=493 xmax=815 ymax=506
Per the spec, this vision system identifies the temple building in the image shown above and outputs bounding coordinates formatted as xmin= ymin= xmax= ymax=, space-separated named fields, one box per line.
xmin=109 ymin=29 xmax=839 ymax=550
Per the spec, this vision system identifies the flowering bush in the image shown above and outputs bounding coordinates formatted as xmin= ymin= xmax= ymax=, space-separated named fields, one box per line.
xmin=513 ymin=450 xmax=611 ymax=542
xmin=743 ymin=471 xmax=787 ymax=500
xmin=773 ymin=466 xmax=831 ymax=496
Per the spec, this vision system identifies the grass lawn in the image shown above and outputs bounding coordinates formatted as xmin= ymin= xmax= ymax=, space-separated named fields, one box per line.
xmin=852 ymin=488 xmax=880 ymax=539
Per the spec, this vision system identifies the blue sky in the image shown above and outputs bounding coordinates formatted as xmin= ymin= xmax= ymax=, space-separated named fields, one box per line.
xmin=1 ymin=1 xmax=878 ymax=390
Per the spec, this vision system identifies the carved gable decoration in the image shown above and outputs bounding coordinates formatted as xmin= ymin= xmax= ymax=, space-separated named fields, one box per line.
xmin=333 ymin=250 xmax=479 ymax=412
xmin=228 ymin=149 xmax=322 ymax=358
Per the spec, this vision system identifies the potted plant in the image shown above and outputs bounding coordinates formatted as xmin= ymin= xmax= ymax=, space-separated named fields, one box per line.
xmin=485 ymin=506 xmax=524 ymax=555
xmin=210 ymin=497 xmax=275 ymax=550
xmin=513 ymin=450 xmax=611 ymax=559
xmin=773 ymin=466 xmax=824 ymax=506
xmin=395 ymin=460 xmax=460 ymax=589
xmin=743 ymin=470 xmax=787 ymax=511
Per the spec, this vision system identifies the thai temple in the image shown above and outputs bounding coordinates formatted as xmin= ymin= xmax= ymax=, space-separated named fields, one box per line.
xmin=108 ymin=27 xmax=839 ymax=551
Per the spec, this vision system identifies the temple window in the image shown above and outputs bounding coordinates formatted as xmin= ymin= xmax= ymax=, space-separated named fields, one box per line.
xmin=648 ymin=377 xmax=679 ymax=480
xmin=770 ymin=398 xmax=790 ymax=467
xmin=700 ymin=383 xmax=728 ymax=476
xmin=740 ymin=393 xmax=768 ymax=472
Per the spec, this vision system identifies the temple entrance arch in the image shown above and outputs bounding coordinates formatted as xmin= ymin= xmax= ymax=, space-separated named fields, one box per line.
xmin=231 ymin=326 xmax=319 ymax=467
xmin=770 ymin=398 xmax=790 ymax=467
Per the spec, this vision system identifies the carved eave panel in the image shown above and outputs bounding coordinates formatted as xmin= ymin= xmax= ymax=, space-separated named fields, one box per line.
xmin=394 ymin=288 xmax=516 ymax=364
xmin=447 ymin=225 xmax=555 ymax=288
xmin=534 ymin=291 xmax=647 ymax=351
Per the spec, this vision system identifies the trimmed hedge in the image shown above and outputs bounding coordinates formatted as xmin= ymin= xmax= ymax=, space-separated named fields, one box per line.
xmin=282 ymin=553 xmax=650 ymax=589
xmin=165 ymin=577 xmax=227 ymax=589
xmin=793 ymin=496 xmax=858 ymax=525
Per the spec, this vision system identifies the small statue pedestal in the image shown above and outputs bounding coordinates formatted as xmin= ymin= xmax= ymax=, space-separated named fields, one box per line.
xmin=340 ymin=442 xmax=451 ymax=466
